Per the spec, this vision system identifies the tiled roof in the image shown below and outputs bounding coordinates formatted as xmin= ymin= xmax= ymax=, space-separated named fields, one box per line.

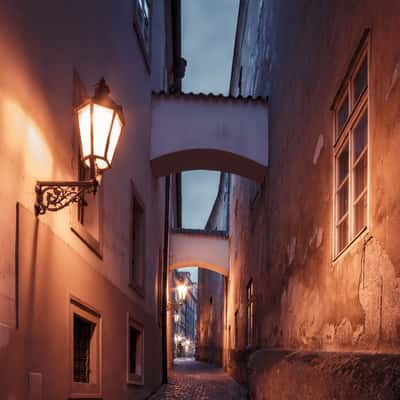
xmin=152 ymin=90 xmax=268 ymax=103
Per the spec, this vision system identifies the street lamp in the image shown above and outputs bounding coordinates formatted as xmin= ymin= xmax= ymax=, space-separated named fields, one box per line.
xmin=174 ymin=312 xmax=180 ymax=324
xmin=35 ymin=78 xmax=125 ymax=216
xmin=176 ymin=283 xmax=188 ymax=303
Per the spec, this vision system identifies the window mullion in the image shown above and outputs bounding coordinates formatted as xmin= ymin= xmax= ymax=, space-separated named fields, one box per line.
xmin=349 ymin=130 xmax=354 ymax=241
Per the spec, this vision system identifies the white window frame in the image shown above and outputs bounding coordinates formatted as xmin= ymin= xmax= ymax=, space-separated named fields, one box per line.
xmin=133 ymin=0 xmax=152 ymax=70
xmin=69 ymin=298 xmax=102 ymax=399
xmin=333 ymin=37 xmax=370 ymax=258
xmin=126 ymin=314 xmax=144 ymax=386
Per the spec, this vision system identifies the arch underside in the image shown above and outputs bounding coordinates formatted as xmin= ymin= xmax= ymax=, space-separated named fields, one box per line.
xmin=169 ymin=261 xmax=228 ymax=277
xmin=150 ymin=93 xmax=268 ymax=182
xmin=151 ymin=149 xmax=267 ymax=183
xmin=168 ymin=230 xmax=229 ymax=277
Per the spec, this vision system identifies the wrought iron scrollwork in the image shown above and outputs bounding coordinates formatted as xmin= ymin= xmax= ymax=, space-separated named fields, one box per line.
xmin=35 ymin=179 xmax=98 ymax=216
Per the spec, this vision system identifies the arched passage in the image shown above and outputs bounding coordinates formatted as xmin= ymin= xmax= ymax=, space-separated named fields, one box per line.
xmin=168 ymin=229 xmax=229 ymax=277
xmin=169 ymin=261 xmax=228 ymax=277
xmin=151 ymin=92 xmax=268 ymax=183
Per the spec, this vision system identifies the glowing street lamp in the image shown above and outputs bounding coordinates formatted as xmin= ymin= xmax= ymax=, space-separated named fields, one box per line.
xmin=35 ymin=78 xmax=125 ymax=216
xmin=174 ymin=334 xmax=183 ymax=344
xmin=174 ymin=312 xmax=180 ymax=324
xmin=176 ymin=283 xmax=188 ymax=303
xmin=76 ymin=78 xmax=125 ymax=174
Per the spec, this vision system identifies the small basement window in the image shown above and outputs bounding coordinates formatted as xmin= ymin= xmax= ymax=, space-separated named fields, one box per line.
xmin=127 ymin=316 xmax=144 ymax=385
xmin=73 ymin=315 xmax=95 ymax=383
xmin=70 ymin=299 xmax=101 ymax=398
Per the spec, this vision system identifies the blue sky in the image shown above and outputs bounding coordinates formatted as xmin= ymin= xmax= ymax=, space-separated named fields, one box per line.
xmin=179 ymin=0 xmax=239 ymax=282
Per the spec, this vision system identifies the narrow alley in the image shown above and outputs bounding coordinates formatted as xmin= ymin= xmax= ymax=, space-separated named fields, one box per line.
xmin=149 ymin=359 xmax=247 ymax=400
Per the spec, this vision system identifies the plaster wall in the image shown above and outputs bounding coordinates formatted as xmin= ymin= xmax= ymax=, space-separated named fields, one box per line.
xmin=0 ymin=0 xmax=172 ymax=397
xmin=227 ymin=0 xmax=400 ymax=382
xmin=196 ymin=270 xmax=225 ymax=366
xmin=169 ymin=230 xmax=229 ymax=276
xmin=196 ymin=173 xmax=230 ymax=366
xmin=150 ymin=95 xmax=268 ymax=181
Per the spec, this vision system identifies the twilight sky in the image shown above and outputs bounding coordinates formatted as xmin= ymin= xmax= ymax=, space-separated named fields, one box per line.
xmin=179 ymin=0 xmax=239 ymax=282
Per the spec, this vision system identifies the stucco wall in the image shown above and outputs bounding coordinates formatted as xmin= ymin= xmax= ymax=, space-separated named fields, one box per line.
xmin=228 ymin=0 xmax=400 ymax=380
xmin=196 ymin=269 xmax=225 ymax=366
xmin=196 ymin=173 xmax=230 ymax=366
xmin=0 ymin=0 xmax=171 ymax=397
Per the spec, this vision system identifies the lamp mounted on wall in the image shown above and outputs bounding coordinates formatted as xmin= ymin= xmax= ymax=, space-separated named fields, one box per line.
xmin=35 ymin=78 xmax=125 ymax=216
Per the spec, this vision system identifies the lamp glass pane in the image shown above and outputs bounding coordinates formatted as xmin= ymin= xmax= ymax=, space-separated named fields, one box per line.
xmin=92 ymin=103 xmax=114 ymax=158
xmin=106 ymin=113 xmax=123 ymax=165
xmin=77 ymin=104 xmax=92 ymax=160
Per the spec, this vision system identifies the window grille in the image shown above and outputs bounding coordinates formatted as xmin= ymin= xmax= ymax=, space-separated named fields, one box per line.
xmin=73 ymin=314 xmax=95 ymax=383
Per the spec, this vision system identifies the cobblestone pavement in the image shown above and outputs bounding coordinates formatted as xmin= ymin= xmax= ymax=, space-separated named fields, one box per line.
xmin=148 ymin=358 xmax=247 ymax=400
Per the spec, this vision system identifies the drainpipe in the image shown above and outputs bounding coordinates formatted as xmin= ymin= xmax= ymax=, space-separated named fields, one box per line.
xmin=162 ymin=175 xmax=170 ymax=384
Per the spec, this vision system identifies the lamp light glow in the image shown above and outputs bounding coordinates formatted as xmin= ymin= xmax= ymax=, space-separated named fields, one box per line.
xmin=176 ymin=283 xmax=188 ymax=303
xmin=34 ymin=77 xmax=124 ymax=216
xmin=174 ymin=312 xmax=180 ymax=323
xmin=76 ymin=78 xmax=125 ymax=174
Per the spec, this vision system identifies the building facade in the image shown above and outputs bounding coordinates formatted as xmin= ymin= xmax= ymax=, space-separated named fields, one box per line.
xmin=226 ymin=0 xmax=400 ymax=398
xmin=196 ymin=173 xmax=230 ymax=366
xmin=0 ymin=1 xmax=181 ymax=398
xmin=171 ymin=270 xmax=197 ymax=358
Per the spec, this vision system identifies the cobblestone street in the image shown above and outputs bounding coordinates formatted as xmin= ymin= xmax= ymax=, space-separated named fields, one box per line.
xmin=149 ymin=359 xmax=247 ymax=400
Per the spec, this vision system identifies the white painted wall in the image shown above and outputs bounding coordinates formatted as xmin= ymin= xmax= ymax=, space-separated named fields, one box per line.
xmin=169 ymin=231 xmax=229 ymax=276
xmin=151 ymin=95 xmax=268 ymax=182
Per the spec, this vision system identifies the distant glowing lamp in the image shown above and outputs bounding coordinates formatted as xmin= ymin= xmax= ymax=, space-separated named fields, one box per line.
xmin=35 ymin=78 xmax=125 ymax=216
xmin=174 ymin=312 xmax=180 ymax=323
xmin=176 ymin=283 xmax=188 ymax=303
xmin=174 ymin=334 xmax=183 ymax=344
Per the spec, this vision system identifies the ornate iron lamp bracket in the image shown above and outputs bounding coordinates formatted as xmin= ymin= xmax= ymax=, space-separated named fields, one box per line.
xmin=35 ymin=179 xmax=98 ymax=216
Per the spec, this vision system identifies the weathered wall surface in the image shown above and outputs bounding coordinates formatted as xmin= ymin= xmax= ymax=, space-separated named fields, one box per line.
xmin=196 ymin=173 xmax=230 ymax=366
xmin=228 ymin=0 xmax=400 ymax=386
xmin=248 ymin=349 xmax=400 ymax=400
xmin=0 ymin=205 xmax=162 ymax=399
xmin=197 ymin=269 xmax=225 ymax=365
xmin=0 ymin=0 xmax=172 ymax=397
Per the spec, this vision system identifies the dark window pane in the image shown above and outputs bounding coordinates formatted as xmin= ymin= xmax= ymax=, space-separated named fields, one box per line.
xmin=354 ymin=57 xmax=368 ymax=102
xmin=73 ymin=315 xmax=95 ymax=383
xmin=354 ymin=153 xmax=367 ymax=199
xmin=337 ymin=217 xmax=348 ymax=253
xmin=354 ymin=111 xmax=368 ymax=161
xmin=337 ymin=183 xmax=348 ymax=219
xmin=337 ymin=94 xmax=349 ymax=135
xmin=337 ymin=144 xmax=349 ymax=185
xmin=129 ymin=327 xmax=139 ymax=375
xmin=354 ymin=193 xmax=367 ymax=234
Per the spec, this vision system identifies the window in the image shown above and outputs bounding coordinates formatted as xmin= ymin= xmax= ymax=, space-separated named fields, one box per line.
xmin=246 ymin=280 xmax=254 ymax=347
xmin=234 ymin=309 xmax=239 ymax=350
xmin=127 ymin=316 xmax=144 ymax=385
xmin=334 ymin=37 xmax=369 ymax=256
xmin=130 ymin=183 xmax=145 ymax=295
xmin=133 ymin=0 xmax=151 ymax=66
xmin=70 ymin=299 xmax=101 ymax=398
